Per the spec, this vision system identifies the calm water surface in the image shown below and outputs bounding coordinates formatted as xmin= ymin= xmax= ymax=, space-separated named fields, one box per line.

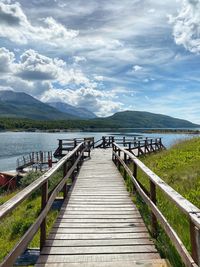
xmin=0 ymin=131 xmax=197 ymax=171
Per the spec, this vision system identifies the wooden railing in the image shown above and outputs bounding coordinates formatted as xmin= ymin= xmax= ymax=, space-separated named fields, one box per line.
xmin=112 ymin=143 xmax=200 ymax=267
xmin=96 ymin=136 xmax=165 ymax=155
xmin=0 ymin=142 xmax=86 ymax=267
xmin=17 ymin=151 xmax=53 ymax=171
xmin=54 ymin=137 xmax=94 ymax=158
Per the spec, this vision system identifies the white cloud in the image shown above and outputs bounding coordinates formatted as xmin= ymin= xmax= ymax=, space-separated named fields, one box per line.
xmin=132 ymin=65 xmax=143 ymax=72
xmin=40 ymin=86 xmax=123 ymax=116
xmin=0 ymin=2 xmax=78 ymax=46
xmin=169 ymin=0 xmax=200 ymax=53
xmin=73 ymin=56 xmax=87 ymax=63
xmin=0 ymin=47 xmax=15 ymax=73
xmin=0 ymin=47 xmax=123 ymax=115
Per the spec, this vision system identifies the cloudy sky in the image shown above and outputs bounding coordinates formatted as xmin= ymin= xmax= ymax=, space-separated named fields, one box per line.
xmin=0 ymin=0 xmax=200 ymax=122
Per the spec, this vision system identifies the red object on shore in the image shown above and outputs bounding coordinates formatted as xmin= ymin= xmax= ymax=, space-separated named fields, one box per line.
xmin=48 ymin=159 xmax=52 ymax=168
xmin=0 ymin=173 xmax=16 ymax=190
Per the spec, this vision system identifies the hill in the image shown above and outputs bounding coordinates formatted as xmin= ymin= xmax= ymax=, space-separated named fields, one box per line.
xmin=0 ymin=91 xmax=77 ymax=120
xmin=48 ymin=102 xmax=97 ymax=119
xmin=95 ymin=110 xmax=199 ymax=128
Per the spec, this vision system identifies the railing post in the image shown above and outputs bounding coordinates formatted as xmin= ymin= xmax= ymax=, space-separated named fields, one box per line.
xmin=74 ymin=139 xmax=77 ymax=148
xmin=102 ymin=136 xmax=106 ymax=148
xmin=40 ymin=181 xmax=48 ymax=250
xmin=139 ymin=141 xmax=141 ymax=156
xmin=133 ymin=162 xmax=137 ymax=179
xmin=150 ymin=180 xmax=158 ymax=238
xmin=190 ymin=220 xmax=200 ymax=265
xmin=144 ymin=140 xmax=147 ymax=154
xmin=124 ymin=152 xmax=127 ymax=180
xmin=128 ymin=142 xmax=131 ymax=151
xmin=117 ymin=149 xmax=121 ymax=170
xmin=62 ymin=162 xmax=68 ymax=199
xmin=112 ymin=144 xmax=114 ymax=161
xmin=159 ymin=138 xmax=162 ymax=149
xmin=58 ymin=140 xmax=62 ymax=156
xmin=111 ymin=136 xmax=114 ymax=146
xmin=123 ymin=137 xmax=125 ymax=146
xmin=88 ymin=141 xmax=91 ymax=157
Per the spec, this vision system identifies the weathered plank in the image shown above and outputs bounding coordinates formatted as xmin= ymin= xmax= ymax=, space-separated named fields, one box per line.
xmin=41 ymin=245 xmax=157 ymax=255
xmin=47 ymin=232 xmax=150 ymax=240
xmin=44 ymin=238 xmax=154 ymax=247
xmin=36 ymin=253 xmax=160 ymax=264
xmin=35 ymin=259 xmax=169 ymax=267
xmin=36 ymin=148 xmax=160 ymax=266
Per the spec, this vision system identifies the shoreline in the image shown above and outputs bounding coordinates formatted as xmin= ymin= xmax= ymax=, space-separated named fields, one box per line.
xmin=0 ymin=128 xmax=200 ymax=134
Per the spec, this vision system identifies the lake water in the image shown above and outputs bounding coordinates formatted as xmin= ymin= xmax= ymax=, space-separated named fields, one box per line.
xmin=0 ymin=131 xmax=197 ymax=171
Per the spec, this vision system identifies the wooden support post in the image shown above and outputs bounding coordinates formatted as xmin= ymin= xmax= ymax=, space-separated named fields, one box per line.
xmin=123 ymin=137 xmax=125 ymax=146
xmin=133 ymin=162 xmax=137 ymax=179
xmin=74 ymin=139 xmax=77 ymax=148
xmin=102 ymin=136 xmax=106 ymax=149
xmin=159 ymin=138 xmax=162 ymax=149
xmin=124 ymin=153 xmax=127 ymax=180
xmin=88 ymin=141 xmax=91 ymax=157
xmin=118 ymin=149 xmax=121 ymax=170
xmin=138 ymin=141 xmax=140 ymax=156
xmin=40 ymin=181 xmax=48 ymax=250
xmin=144 ymin=140 xmax=147 ymax=154
xmin=111 ymin=136 xmax=114 ymax=146
xmin=190 ymin=220 xmax=200 ymax=265
xmin=93 ymin=138 xmax=95 ymax=148
xmin=128 ymin=142 xmax=131 ymax=151
xmin=112 ymin=145 xmax=115 ymax=162
xmin=58 ymin=140 xmax=62 ymax=156
xmin=150 ymin=181 xmax=158 ymax=238
xmin=62 ymin=162 xmax=67 ymax=199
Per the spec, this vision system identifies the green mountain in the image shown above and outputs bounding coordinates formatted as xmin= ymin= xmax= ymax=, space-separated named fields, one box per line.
xmin=0 ymin=91 xmax=198 ymax=129
xmin=0 ymin=91 xmax=77 ymax=120
xmin=48 ymin=102 xmax=97 ymax=119
xmin=92 ymin=110 xmax=198 ymax=128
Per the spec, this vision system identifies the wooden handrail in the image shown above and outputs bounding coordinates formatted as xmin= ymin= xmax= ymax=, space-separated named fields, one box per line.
xmin=0 ymin=142 xmax=86 ymax=267
xmin=112 ymin=143 xmax=200 ymax=267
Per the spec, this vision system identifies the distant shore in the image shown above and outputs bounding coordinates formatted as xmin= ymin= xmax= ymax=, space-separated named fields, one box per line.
xmin=0 ymin=128 xmax=200 ymax=134
xmin=142 ymin=129 xmax=200 ymax=134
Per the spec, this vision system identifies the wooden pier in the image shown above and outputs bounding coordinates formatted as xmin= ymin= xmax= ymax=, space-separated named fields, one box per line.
xmin=54 ymin=136 xmax=165 ymax=158
xmin=36 ymin=149 xmax=164 ymax=266
xmin=0 ymin=138 xmax=200 ymax=267
xmin=16 ymin=151 xmax=53 ymax=172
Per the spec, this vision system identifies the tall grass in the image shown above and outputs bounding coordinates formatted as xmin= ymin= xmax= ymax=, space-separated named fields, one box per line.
xmin=0 ymin=169 xmax=66 ymax=263
xmin=125 ymin=137 xmax=200 ymax=266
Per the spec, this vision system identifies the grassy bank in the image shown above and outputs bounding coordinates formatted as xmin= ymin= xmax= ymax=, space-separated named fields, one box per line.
xmin=126 ymin=137 xmax=200 ymax=266
xmin=0 ymin=169 xmax=67 ymax=263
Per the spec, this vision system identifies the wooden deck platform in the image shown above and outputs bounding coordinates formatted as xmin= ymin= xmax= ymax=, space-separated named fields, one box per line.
xmin=36 ymin=149 xmax=168 ymax=267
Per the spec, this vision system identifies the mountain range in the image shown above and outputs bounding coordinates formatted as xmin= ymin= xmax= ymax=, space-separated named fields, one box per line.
xmin=0 ymin=90 xmax=94 ymax=120
xmin=0 ymin=90 xmax=198 ymax=128
xmin=48 ymin=102 xmax=96 ymax=119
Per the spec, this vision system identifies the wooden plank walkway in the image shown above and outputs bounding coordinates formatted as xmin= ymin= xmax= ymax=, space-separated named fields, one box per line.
xmin=36 ymin=149 xmax=168 ymax=267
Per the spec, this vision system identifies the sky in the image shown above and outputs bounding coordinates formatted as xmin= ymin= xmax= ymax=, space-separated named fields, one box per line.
xmin=0 ymin=0 xmax=200 ymax=122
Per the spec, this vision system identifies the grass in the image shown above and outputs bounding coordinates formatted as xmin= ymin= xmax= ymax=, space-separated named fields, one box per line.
xmin=0 ymin=168 xmax=69 ymax=263
xmin=124 ymin=137 xmax=200 ymax=266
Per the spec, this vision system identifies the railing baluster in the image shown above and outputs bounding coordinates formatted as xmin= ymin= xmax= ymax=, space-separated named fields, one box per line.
xmin=150 ymin=181 xmax=158 ymax=238
xmin=190 ymin=220 xmax=200 ymax=265
xmin=124 ymin=152 xmax=127 ymax=180
xmin=40 ymin=181 xmax=48 ymax=250
xmin=62 ymin=162 xmax=68 ymax=199
xmin=117 ymin=149 xmax=121 ymax=170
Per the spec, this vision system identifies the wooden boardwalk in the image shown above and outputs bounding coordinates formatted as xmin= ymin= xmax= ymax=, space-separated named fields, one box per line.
xmin=36 ymin=149 xmax=167 ymax=267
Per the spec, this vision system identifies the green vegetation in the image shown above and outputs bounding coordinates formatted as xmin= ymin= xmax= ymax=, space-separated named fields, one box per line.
xmin=0 ymin=110 xmax=199 ymax=132
xmin=0 ymin=169 xmax=68 ymax=263
xmin=0 ymin=90 xmax=77 ymax=121
xmin=124 ymin=137 xmax=200 ymax=266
